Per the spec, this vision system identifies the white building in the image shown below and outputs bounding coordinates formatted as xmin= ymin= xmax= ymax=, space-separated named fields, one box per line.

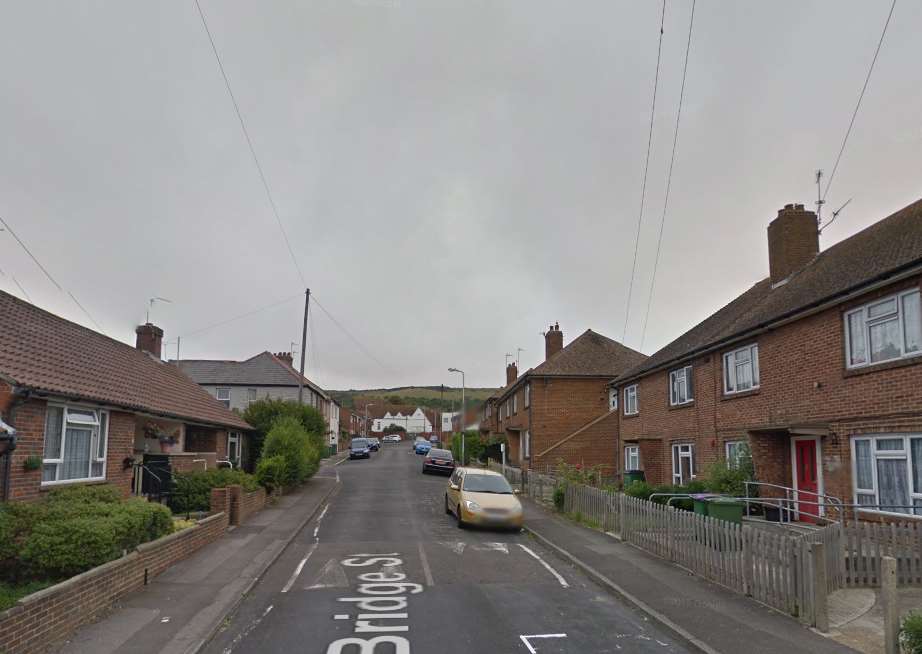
xmin=441 ymin=412 xmax=458 ymax=434
xmin=372 ymin=408 xmax=432 ymax=434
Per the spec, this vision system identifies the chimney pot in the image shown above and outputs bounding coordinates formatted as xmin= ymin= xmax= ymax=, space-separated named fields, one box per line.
xmin=545 ymin=322 xmax=564 ymax=360
xmin=275 ymin=351 xmax=294 ymax=367
xmin=767 ymin=203 xmax=819 ymax=285
xmin=506 ymin=362 xmax=518 ymax=385
xmin=136 ymin=323 xmax=164 ymax=359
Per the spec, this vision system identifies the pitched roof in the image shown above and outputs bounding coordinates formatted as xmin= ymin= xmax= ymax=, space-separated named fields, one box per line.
xmin=497 ymin=329 xmax=647 ymax=399
xmin=174 ymin=352 xmax=328 ymax=399
xmin=0 ymin=291 xmax=250 ymax=430
xmin=619 ymin=197 xmax=922 ymax=382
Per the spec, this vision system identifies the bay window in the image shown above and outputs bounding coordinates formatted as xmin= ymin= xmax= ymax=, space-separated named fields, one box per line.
xmin=672 ymin=443 xmax=695 ymax=485
xmin=723 ymin=344 xmax=759 ymax=394
xmin=844 ymin=289 xmax=922 ymax=368
xmin=42 ymin=405 xmax=109 ymax=485
xmin=669 ymin=366 xmax=694 ymax=405
xmin=852 ymin=435 xmax=922 ymax=515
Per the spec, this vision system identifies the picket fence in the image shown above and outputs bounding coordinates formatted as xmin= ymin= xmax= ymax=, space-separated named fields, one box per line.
xmin=840 ymin=519 xmax=922 ymax=587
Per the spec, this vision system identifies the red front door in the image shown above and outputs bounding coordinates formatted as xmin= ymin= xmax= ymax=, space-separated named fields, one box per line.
xmin=794 ymin=439 xmax=819 ymax=523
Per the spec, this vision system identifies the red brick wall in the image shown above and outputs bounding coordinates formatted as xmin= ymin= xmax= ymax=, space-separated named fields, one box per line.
xmin=617 ymin=275 xmax=922 ymax=509
xmin=226 ymin=484 xmax=267 ymax=526
xmin=0 ymin=511 xmax=229 ymax=654
xmin=533 ymin=410 xmax=620 ymax=477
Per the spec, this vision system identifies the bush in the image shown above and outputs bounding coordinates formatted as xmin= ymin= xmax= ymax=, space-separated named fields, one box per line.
xmin=170 ymin=468 xmax=260 ymax=514
xmin=450 ymin=431 xmax=484 ymax=465
xmin=553 ymin=485 xmax=566 ymax=511
xmin=701 ymin=458 xmax=754 ymax=497
xmin=46 ymin=484 xmax=124 ymax=504
xmin=903 ymin=612 xmax=922 ymax=654
xmin=243 ymin=398 xmax=327 ymax=463
xmin=255 ymin=455 xmax=287 ymax=492
xmin=624 ymin=480 xmax=653 ymax=500
xmin=261 ymin=416 xmax=320 ymax=488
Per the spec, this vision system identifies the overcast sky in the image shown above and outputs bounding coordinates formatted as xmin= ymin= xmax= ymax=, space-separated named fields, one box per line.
xmin=1 ymin=1 xmax=920 ymax=390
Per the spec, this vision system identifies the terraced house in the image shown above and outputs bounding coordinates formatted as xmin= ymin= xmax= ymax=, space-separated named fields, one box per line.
xmin=491 ymin=323 xmax=646 ymax=475
xmin=613 ymin=199 xmax=922 ymax=522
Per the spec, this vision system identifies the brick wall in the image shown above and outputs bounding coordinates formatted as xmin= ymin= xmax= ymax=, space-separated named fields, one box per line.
xmin=532 ymin=410 xmax=620 ymax=477
xmin=0 ymin=511 xmax=228 ymax=654
xmin=616 ymin=275 xmax=922 ymax=515
xmin=226 ymin=484 xmax=267 ymax=526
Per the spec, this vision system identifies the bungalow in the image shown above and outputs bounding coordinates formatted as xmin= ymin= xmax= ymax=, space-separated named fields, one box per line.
xmin=612 ymin=200 xmax=922 ymax=522
xmin=0 ymin=291 xmax=251 ymax=502
xmin=489 ymin=324 xmax=647 ymax=475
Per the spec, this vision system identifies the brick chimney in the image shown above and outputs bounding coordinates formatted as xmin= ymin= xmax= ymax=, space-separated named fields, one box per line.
xmin=545 ymin=322 xmax=563 ymax=360
xmin=275 ymin=352 xmax=294 ymax=367
xmin=767 ymin=203 xmax=819 ymax=286
xmin=135 ymin=323 xmax=163 ymax=359
xmin=506 ymin=362 xmax=518 ymax=385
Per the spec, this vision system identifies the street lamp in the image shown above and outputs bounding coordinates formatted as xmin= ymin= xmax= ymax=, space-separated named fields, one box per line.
xmin=364 ymin=403 xmax=375 ymax=437
xmin=448 ymin=368 xmax=465 ymax=464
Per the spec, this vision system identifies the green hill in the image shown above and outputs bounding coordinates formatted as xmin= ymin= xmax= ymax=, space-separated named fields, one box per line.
xmin=330 ymin=386 xmax=495 ymax=412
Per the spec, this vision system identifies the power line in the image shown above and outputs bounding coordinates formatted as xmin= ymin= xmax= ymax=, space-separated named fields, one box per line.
xmin=311 ymin=294 xmax=391 ymax=372
xmin=193 ymin=0 xmax=306 ymax=287
xmin=12 ymin=276 xmax=32 ymax=303
xmin=180 ymin=292 xmax=303 ymax=340
xmin=622 ymin=0 xmax=667 ymax=344
xmin=0 ymin=215 xmax=104 ymax=331
xmin=822 ymin=0 xmax=897 ymax=202
xmin=640 ymin=0 xmax=696 ymax=352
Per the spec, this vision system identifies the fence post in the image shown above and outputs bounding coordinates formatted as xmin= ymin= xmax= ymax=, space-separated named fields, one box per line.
xmin=811 ymin=543 xmax=829 ymax=632
xmin=881 ymin=556 xmax=898 ymax=654
xmin=617 ymin=493 xmax=625 ymax=540
xmin=742 ymin=527 xmax=753 ymax=596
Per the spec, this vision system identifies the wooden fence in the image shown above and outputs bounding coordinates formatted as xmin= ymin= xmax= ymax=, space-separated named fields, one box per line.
xmin=841 ymin=519 xmax=922 ymax=587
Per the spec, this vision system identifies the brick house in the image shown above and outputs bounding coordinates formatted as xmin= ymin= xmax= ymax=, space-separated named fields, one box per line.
xmin=489 ymin=324 xmax=646 ymax=475
xmin=0 ymin=291 xmax=251 ymax=502
xmin=612 ymin=200 xmax=922 ymax=522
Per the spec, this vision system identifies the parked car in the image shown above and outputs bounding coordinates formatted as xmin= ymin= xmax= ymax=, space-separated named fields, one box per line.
xmin=428 ymin=435 xmax=440 ymax=446
xmin=414 ymin=440 xmax=432 ymax=455
xmin=422 ymin=448 xmax=455 ymax=475
xmin=383 ymin=434 xmax=401 ymax=443
xmin=368 ymin=437 xmax=381 ymax=451
xmin=349 ymin=438 xmax=371 ymax=459
xmin=444 ymin=468 xmax=523 ymax=530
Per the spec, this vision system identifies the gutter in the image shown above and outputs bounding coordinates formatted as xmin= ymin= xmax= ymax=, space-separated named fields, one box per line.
xmin=612 ymin=260 xmax=922 ymax=386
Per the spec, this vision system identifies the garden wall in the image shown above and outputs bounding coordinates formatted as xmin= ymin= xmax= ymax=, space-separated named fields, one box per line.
xmin=0 ymin=511 xmax=228 ymax=654
xmin=210 ymin=484 xmax=267 ymax=527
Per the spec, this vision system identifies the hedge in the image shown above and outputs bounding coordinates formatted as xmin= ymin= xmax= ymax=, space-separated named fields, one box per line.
xmin=170 ymin=468 xmax=260 ymax=514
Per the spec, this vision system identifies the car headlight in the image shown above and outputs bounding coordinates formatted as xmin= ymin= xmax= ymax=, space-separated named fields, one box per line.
xmin=464 ymin=500 xmax=482 ymax=512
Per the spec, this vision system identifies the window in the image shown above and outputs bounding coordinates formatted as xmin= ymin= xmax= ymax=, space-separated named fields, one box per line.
xmin=845 ymin=289 xmax=922 ymax=368
xmin=608 ymin=388 xmax=618 ymax=411
xmin=623 ymin=385 xmax=638 ymax=415
xmin=513 ymin=393 xmax=518 ymax=415
xmin=725 ymin=440 xmax=752 ymax=469
xmin=672 ymin=443 xmax=695 ymax=485
xmin=216 ymin=387 xmax=231 ymax=408
xmin=246 ymin=388 xmax=257 ymax=406
xmin=523 ymin=430 xmax=531 ymax=459
xmin=42 ymin=405 xmax=109 ymax=485
xmin=723 ymin=344 xmax=760 ymax=394
xmin=227 ymin=432 xmax=240 ymax=464
xmin=624 ymin=445 xmax=640 ymax=471
xmin=851 ymin=434 xmax=922 ymax=516
xmin=669 ymin=366 xmax=694 ymax=405
xmin=524 ymin=383 xmax=530 ymax=408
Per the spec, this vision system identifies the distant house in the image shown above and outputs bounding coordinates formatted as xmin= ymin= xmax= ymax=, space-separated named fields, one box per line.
xmin=367 ymin=406 xmax=436 ymax=436
xmin=174 ymin=352 xmax=335 ymax=453
xmin=0 ymin=291 xmax=251 ymax=502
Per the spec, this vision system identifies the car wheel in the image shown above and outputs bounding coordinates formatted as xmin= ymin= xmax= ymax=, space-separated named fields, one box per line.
xmin=445 ymin=495 xmax=452 ymax=515
xmin=456 ymin=506 xmax=465 ymax=529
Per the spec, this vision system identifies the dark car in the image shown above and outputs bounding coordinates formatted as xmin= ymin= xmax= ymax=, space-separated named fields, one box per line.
xmin=422 ymin=448 xmax=455 ymax=475
xmin=349 ymin=438 xmax=371 ymax=459
xmin=368 ymin=437 xmax=381 ymax=451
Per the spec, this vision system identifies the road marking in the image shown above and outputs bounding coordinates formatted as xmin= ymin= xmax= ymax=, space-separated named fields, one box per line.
xmin=417 ymin=542 xmax=434 ymax=586
xmin=334 ymin=614 xmax=350 ymax=620
xmin=313 ymin=503 xmax=330 ymax=541
xmin=474 ymin=542 xmax=509 ymax=554
xmin=307 ymin=558 xmax=350 ymax=589
xmin=517 ymin=544 xmax=569 ymax=588
xmin=519 ymin=634 xmax=567 ymax=653
xmin=281 ymin=543 xmax=318 ymax=593
xmin=436 ymin=541 xmax=466 ymax=555
xmin=333 ymin=456 xmax=348 ymax=466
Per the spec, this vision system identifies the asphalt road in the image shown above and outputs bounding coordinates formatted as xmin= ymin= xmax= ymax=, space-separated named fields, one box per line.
xmin=204 ymin=444 xmax=690 ymax=654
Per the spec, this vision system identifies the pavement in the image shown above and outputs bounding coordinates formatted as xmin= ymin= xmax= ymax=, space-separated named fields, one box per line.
xmin=202 ymin=444 xmax=690 ymax=653
xmin=57 ymin=454 xmax=343 ymax=654
xmin=521 ymin=497 xmax=860 ymax=654
xmin=826 ymin=586 xmax=922 ymax=654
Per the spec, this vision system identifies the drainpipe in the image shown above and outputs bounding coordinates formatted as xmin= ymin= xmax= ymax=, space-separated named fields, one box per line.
xmin=2 ymin=389 xmax=30 ymax=502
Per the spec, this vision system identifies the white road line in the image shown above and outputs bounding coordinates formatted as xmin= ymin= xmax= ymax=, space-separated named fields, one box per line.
xmin=517 ymin=544 xmax=569 ymax=588
xmin=417 ymin=542 xmax=434 ymax=586
xmin=519 ymin=634 xmax=567 ymax=654
xmin=313 ymin=503 xmax=330 ymax=541
xmin=281 ymin=543 xmax=318 ymax=593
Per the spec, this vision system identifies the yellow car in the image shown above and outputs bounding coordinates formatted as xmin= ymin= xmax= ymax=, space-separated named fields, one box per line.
xmin=444 ymin=467 xmax=523 ymax=530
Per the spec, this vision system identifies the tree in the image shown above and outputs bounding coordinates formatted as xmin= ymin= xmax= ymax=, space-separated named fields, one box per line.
xmin=383 ymin=424 xmax=406 ymax=436
xmin=242 ymin=398 xmax=327 ymax=463
xmin=260 ymin=416 xmax=320 ymax=487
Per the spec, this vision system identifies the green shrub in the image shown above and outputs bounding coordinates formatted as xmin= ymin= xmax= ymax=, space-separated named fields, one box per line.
xmin=903 ymin=611 xmax=922 ymax=654
xmin=0 ymin=580 xmax=52 ymax=611
xmin=46 ymin=484 xmax=123 ymax=504
xmin=255 ymin=455 xmax=287 ymax=492
xmin=701 ymin=459 xmax=754 ymax=496
xmin=450 ymin=431 xmax=485 ymax=465
xmin=170 ymin=468 xmax=260 ymax=513
xmin=624 ymin=480 xmax=653 ymax=500
xmin=553 ymin=484 xmax=566 ymax=511
xmin=261 ymin=416 xmax=320 ymax=488
xmin=243 ymin=398 xmax=326 ymax=462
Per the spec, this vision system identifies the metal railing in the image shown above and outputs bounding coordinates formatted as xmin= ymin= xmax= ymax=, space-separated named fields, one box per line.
xmin=744 ymin=481 xmax=845 ymax=524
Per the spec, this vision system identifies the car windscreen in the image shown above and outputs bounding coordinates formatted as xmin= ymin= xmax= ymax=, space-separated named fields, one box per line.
xmin=351 ymin=439 xmax=368 ymax=448
xmin=429 ymin=449 xmax=452 ymax=459
xmin=462 ymin=474 xmax=513 ymax=494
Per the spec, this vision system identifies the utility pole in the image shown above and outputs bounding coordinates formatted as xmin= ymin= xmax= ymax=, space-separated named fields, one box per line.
xmin=297 ymin=288 xmax=311 ymax=405
xmin=176 ymin=336 xmax=181 ymax=361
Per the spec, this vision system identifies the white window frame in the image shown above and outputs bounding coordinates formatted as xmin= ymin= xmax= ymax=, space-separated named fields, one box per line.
xmin=41 ymin=404 xmax=109 ymax=486
xmin=513 ymin=393 xmax=518 ymax=415
xmin=723 ymin=344 xmax=760 ymax=394
xmin=669 ymin=365 xmax=694 ymax=406
xmin=623 ymin=385 xmax=638 ymax=416
xmin=844 ymin=289 xmax=922 ymax=369
xmin=216 ymin=387 xmax=231 ymax=408
xmin=624 ymin=445 xmax=640 ymax=471
xmin=608 ymin=388 xmax=618 ymax=412
xmin=246 ymin=388 xmax=258 ymax=406
xmin=523 ymin=430 xmax=531 ymax=459
xmin=524 ymin=383 xmax=530 ymax=409
xmin=672 ymin=443 xmax=695 ymax=485
xmin=227 ymin=431 xmax=241 ymax=464
xmin=724 ymin=440 xmax=751 ymax=469
xmin=850 ymin=434 xmax=922 ymax=517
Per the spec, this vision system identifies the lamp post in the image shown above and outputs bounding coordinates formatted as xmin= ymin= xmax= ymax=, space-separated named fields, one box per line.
xmin=448 ymin=368 xmax=465 ymax=464
xmin=364 ymin=403 xmax=375 ymax=438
